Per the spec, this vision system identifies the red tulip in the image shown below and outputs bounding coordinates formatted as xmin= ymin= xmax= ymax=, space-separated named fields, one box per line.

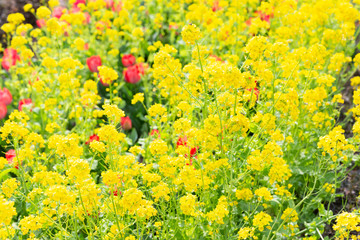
xmin=18 ymin=99 xmax=33 ymax=111
xmin=86 ymin=134 xmax=100 ymax=145
xmin=121 ymin=116 xmax=132 ymax=131
xmin=73 ymin=0 xmax=86 ymax=7
xmin=0 ymin=88 xmax=12 ymax=106
xmin=53 ymin=6 xmax=65 ymax=18
xmin=122 ymin=54 xmax=136 ymax=67
xmin=2 ymin=48 xmax=20 ymax=71
xmin=5 ymin=149 xmax=15 ymax=162
xmin=0 ymin=103 xmax=7 ymax=120
xmin=86 ymin=56 xmax=102 ymax=73
xmin=123 ymin=63 xmax=144 ymax=84
xmin=5 ymin=149 xmax=18 ymax=168
xmin=36 ymin=19 xmax=46 ymax=28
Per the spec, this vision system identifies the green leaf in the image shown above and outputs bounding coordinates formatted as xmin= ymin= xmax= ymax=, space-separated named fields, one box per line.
xmin=0 ymin=168 xmax=18 ymax=181
xmin=129 ymin=128 xmax=138 ymax=144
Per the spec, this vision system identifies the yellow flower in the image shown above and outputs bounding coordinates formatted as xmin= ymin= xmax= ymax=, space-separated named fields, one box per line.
xmin=281 ymin=208 xmax=298 ymax=222
xmin=7 ymin=13 xmax=25 ymax=25
xmin=36 ymin=6 xmax=52 ymax=19
xmin=238 ymin=227 xmax=255 ymax=240
xmin=253 ymin=211 xmax=272 ymax=231
xmin=132 ymin=93 xmax=144 ymax=104
xmin=236 ymin=188 xmax=253 ymax=201
xmin=148 ymin=104 xmax=166 ymax=117
xmin=180 ymin=193 xmax=198 ymax=216
xmin=90 ymin=141 xmax=106 ymax=153
xmin=254 ymin=187 xmax=273 ymax=201
xmin=1 ymin=178 xmax=19 ymax=198
xmin=102 ymin=104 xmax=125 ymax=123
xmin=24 ymin=4 xmax=33 ymax=12
xmin=149 ymin=139 xmax=168 ymax=155
xmin=1 ymin=23 xmax=15 ymax=33
xmin=98 ymin=66 xmax=118 ymax=85
xmin=181 ymin=24 xmax=202 ymax=45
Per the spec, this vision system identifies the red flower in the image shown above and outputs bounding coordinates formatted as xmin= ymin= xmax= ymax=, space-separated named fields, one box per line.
xmin=254 ymin=10 xmax=272 ymax=23
xmin=121 ymin=116 xmax=132 ymax=131
xmin=176 ymin=136 xmax=198 ymax=158
xmin=169 ymin=24 xmax=178 ymax=30
xmin=246 ymin=87 xmax=259 ymax=100
xmin=5 ymin=149 xmax=18 ymax=168
xmin=212 ymin=0 xmax=221 ymax=12
xmin=150 ymin=129 xmax=160 ymax=137
xmin=86 ymin=134 xmax=100 ymax=145
xmin=0 ymin=103 xmax=7 ymax=120
xmin=209 ymin=54 xmax=222 ymax=62
xmin=0 ymin=88 xmax=12 ymax=106
xmin=2 ymin=48 xmax=20 ymax=71
xmin=86 ymin=55 xmax=102 ymax=73
xmin=112 ymin=2 xmax=122 ymax=12
xmin=123 ymin=63 xmax=144 ymax=84
xmin=36 ymin=19 xmax=46 ymax=28
xmin=122 ymin=54 xmax=136 ymax=67
xmin=99 ymin=77 xmax=109 ymax=87
xmin=112 ymin=187 xmax=122 ymax=196
xmin=104 ymin=0 xmax=114 ymax=8
xmin=84 ymin=12 xmax=91 ymax=24
xmin=73 ymin=0 xmax=86 ymax=7
xmin=18 ymin=99 xmax=33 ymax=111
xmin=52 ymin=6 xmax=65 ymax=18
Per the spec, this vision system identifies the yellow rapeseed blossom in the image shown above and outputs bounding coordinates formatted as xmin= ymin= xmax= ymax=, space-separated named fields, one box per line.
xmin=181 ymin=24 xmax=202 ymax=45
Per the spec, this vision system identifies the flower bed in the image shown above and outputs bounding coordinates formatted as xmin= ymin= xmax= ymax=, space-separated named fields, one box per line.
xmin=1 ymin=0 xmax=360 ymax=239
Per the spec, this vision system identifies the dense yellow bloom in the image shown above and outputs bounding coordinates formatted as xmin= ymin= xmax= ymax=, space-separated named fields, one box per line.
xmin=36 ymin=6 xmax=52 ymax=19
xmin=149 ymin=139 xmax=168 ymax=155
xmin=333 ymin=212 xmax=360 ymax=239
xmin=132 ymin=93 xmax=144 ymax=104
xmin=1 ymin=178 xmax=19 ymax=198
xmin=97 ymin=125 xmax=125 ymax=145
xmin=255 ymin=187 xmax=273 ymax=201
xmin=253 ymin=212 xmax=272 ymax=231
xmin=90 ymin=140 xmax=106 ymax=152
xmin=236 ymin=188 xmax=253 ymax=201
xmin=48 ymin=133 xmax=83 ymax=158
xmin=148 ymin=104 xmax=166 ymax=117
xmin=281 ymin=208 xmax=298 ymax=222
xmin=102 ymin=104 xmax=125 ymax=123
xmin=206 ymin=196 xmax=229 ymax=224
xmin=181 ymin=24 xmax=202 ymax=45
xmin=19 ymin=215 xmax=44 ymax=235
xmin=98 ymin=66 xmax=118 ymax=85
xmin=0 ymin=195 xmax=17 ymax=225
xmin=238 ymin=227 xmax=255 ymax=240
xmin=180 ymin=193 xmax=198 ymax=216
xmin=151 ymin=182 xmax=170 ymax=202
xmin=102 ymin=170 xmax=120 ymax=186
xmin=7 ymin=13 xmax=25 ymax=25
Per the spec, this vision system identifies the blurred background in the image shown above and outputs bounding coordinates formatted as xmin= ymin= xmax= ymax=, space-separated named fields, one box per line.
xmin=0 ymin=0 xmax=45 ymax=47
